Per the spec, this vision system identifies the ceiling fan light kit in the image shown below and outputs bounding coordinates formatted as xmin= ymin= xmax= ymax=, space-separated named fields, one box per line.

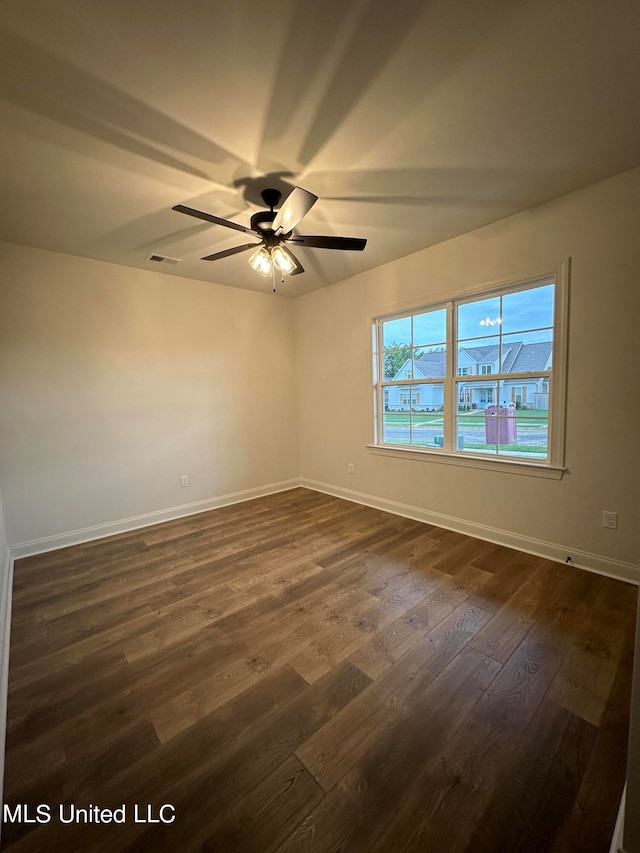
xmin=248 ymin=246 xmax=272 ymax=277
xmin=172 ymin=185 xmax=367 ymax=288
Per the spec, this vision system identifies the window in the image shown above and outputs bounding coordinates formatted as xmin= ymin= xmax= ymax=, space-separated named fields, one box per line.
xmin=372 ymin=266 xmax=568 ymax=475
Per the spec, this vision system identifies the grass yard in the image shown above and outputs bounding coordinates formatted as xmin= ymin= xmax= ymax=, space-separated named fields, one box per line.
xmin=463 ymin=443 xmax=548 ymax=454
xmin=383 ymin=413 xmax=443 ymax=425
xmin=457 ymin=408 xmax=549 ymax=428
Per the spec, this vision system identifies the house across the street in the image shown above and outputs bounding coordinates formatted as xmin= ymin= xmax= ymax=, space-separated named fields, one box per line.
xmin=385 ymin=340 xmax=552 ymax=411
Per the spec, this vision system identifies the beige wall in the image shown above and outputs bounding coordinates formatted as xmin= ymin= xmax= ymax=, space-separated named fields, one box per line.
xmin=0 ymin=490 xmax=7 ymax=569
xmin=295 ymin=167 xmax=640 ymax=575
xmin=0 ymin=244 xmax=299 ymax=546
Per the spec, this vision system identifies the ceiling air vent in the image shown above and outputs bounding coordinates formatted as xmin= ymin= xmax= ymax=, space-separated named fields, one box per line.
xmin=146 ymin=253 xmax=182 ymax=266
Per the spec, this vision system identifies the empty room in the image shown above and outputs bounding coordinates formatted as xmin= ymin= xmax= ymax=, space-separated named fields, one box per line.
xmin=1 ymin=1 xmax=640 ymax=851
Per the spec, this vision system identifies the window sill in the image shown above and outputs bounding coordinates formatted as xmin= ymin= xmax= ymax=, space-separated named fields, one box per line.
xmin=366 ymin=444 xmax=565 ymax=479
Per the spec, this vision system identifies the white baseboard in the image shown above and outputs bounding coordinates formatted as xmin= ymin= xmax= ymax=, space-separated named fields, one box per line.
xmin=10 ymin=479 xmax=300 ymax=559
xmin=11 ymin=476 xmax=638 ymax=585
xmin=301 ymin=478 xmax=640 ymax=585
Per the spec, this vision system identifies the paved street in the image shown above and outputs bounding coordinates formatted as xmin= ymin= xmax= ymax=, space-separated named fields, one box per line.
xmin=383 ymin=420 xmax=548 ymax=451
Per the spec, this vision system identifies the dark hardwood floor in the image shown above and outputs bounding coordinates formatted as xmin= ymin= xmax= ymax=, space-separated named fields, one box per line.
xmin=2 ymin=488 xmax=636 ymax=852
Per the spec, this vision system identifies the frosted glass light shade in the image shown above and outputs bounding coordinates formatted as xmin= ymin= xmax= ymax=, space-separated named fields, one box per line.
xmin=271 ymin=245 xmax=295 ymax=274
xmin=249 ymin=246 xmax=272 ymax=277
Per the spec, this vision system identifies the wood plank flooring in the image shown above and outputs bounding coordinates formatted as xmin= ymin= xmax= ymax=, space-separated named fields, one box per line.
xmin=2 ymin=488 xmax=636 ymax=852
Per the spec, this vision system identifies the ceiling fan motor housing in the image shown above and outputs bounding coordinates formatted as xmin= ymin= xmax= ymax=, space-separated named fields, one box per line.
xmin=260 ymin=188 xmax=282 ymax=209
xmin=250 ymin=188 xmax=284 ymax=232
xmin=250 ymin=210 xmax=277 ymax=232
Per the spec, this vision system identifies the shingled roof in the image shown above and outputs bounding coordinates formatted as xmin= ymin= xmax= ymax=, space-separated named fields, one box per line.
xmin=406 ymin=340 xmax=552 ymax=379
xmin=509 ymin=340 xmax=552 ymax=372
xmin=413 ymin=351 xmax=446 ymax=376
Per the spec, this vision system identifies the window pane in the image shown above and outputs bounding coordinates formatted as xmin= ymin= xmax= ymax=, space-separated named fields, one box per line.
xmin=413 ymin=346 xmax=446 ymax=379
xmin=382 ymin=411 xmax=411 ymax=445
xmin=501 ymin=331 xmax=553 ymax=373
xmin=382 ymin=384 xmax=411 ymax=445
xmin=383 ymin=346 xmax=413 ymax=379
xmin=410 ymin=384 xmax=444 ymax=447
xmin=500 ymin=375 xmax=549 ymax=410
xmin=495 ymin=381 xmax=549 ymax=459
xmin=384 ymin=384 xmax=411 ymax=413
xmin=457 ymin=296 xmax=501 ymax=341
xmin=501 ymin=284 xmax=554 ymax=334
xmin=456 ymin=381 xmax=498 ymax=454
xmin=382 ymin=316 xmax=411 ymax=349
xmin=457 ymin=335 xmax=500 ymax=376
xmin=413 ymin=309 xmax=446 ymax=348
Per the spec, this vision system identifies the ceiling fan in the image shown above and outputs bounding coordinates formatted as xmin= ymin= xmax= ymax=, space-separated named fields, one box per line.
xmin=172 ymin=186 xmax=366 ymax=281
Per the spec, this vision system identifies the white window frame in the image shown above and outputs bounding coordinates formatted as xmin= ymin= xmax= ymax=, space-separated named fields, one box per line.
xmin=368 ymin=262 xmax=569 ymax=479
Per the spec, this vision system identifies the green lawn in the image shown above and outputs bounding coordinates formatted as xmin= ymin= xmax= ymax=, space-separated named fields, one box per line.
xmin=457 ymin=408 xmax=549 ymax=427
xmin=383 ymin=413 xmax=443 ymax=425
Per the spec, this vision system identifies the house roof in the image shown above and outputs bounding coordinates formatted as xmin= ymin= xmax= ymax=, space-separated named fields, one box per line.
xmin=509 ymin=340 xmax=553 ymax=372
xmin=406 ymin=340 xmax=552 ymax=379
xmin=460 ymin=344 xmax=501 ymax=364
xmin=414 ymin=352 xmax=446 ymax=376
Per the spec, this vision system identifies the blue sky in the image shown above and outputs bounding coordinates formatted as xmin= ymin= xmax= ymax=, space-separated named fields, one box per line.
xmin=382 ymin=284 xmax=554 ymax=349
xmin=458 ymin=284 xmax=554 ymax=340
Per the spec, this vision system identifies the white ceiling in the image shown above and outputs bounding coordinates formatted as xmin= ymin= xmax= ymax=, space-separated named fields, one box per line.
xmin=1 ymin=0 xmax=639 ymax=297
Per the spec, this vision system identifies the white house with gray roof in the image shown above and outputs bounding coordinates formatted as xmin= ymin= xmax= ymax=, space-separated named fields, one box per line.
xmin=385 ymin=341 xmax=552 ymax=411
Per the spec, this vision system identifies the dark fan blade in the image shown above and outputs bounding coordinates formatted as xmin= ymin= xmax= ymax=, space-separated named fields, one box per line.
xmin=272 ymin=187 xmax=318 ymax=234
xmin=287 ymin=235 xmax=367 ymax=251
xmin=173 ymin=204 xmax=255 ymax=236
xmin=285 ymin=247 xmax=305 ymax=276
xmin=201 ymin=243 xmax=259 ymax=261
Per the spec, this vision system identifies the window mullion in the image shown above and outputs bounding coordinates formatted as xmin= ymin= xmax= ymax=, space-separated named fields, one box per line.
xmin=375 ymin=320 xmax=383 ymax=445
xmin=445 ymin=302 xmax=455 ymax=452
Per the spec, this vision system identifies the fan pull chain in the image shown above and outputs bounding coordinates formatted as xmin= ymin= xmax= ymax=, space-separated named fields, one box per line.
xmin=271 ymin=266 xmax=285 ymax=293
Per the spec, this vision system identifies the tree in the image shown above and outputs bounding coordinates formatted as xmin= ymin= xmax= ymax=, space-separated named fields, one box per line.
xmin=384 ymin=343 xmax=419 ymax=378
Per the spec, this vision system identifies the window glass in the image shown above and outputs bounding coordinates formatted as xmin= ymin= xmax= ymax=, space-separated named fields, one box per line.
xmin=457 ymin=296 xmax=501 ymax=341
xmin=456 ymin=336 xmax=500 ymax=375
xmin=413 ymin=347 xmax=445 ymax=379
xmin=375 ymin=275 xmax=560 ymax=469
xmin=413 ymin=309 xmax=446 ymax=348
xmin=501 ymin=331 xmax=553 ymax=373
xmin=382 ymin=316 xmax=411 ymax=349
xmin=410 ymin=384 xmax=444 ymax=447
xmin=501 ymin=284 xmax=554 ymax=334
xmin=383 ymin=347 xmax=412 ymax=380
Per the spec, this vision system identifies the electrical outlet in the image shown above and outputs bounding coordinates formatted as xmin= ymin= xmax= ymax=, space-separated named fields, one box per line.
xmin=602 ymin=510 xmax=618 ymax=529
xmin=181 ymin=475 xmax=189 ymax=487
xmin=348 ymin=463 xmax=354 ymax=474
